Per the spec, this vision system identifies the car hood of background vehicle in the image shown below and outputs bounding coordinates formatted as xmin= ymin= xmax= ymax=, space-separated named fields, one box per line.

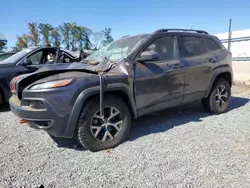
xmin=0 ymin=62 xmax=14 ymax=67
xmin=36 ymin=61 xmax=112 ymax=73
xmin=0 ymin=64 xmax=14 ymax=78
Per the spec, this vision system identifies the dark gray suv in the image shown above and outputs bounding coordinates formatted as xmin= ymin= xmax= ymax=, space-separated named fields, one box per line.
xmin=9 ymin=29 xmax=233 ymax=152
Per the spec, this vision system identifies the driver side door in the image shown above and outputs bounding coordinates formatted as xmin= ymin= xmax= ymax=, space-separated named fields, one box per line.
xmin=134 ymin=35 xmax=185 ymax=116
xmin=24 ymin=49 xmax=45 ymax=72
xmin=12 ymin=49 xmax=45 ymax=78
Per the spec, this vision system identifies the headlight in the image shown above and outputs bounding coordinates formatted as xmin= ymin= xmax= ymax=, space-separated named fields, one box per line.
xmin=29 ymin=78 xmax=74 ymax=90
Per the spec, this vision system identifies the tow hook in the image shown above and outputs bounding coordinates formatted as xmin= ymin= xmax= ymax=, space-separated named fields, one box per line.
xmin=97 ymin=63 xmax=113 ymax=121
xmin=98 ymin=71 xmax=105 ymax=121
xmin=19 ymin=119 xmax=27 ymax=124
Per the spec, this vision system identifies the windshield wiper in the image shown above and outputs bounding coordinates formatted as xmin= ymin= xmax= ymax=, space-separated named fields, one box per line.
xmin=102 ymin=56 xmax=116 ymax=64
xmin=102 ymin=56 xmax=109 ymax=63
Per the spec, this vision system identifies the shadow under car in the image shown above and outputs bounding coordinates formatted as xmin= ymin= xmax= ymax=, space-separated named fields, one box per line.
xmin=48 ymin=96 xmax=249 ymax=150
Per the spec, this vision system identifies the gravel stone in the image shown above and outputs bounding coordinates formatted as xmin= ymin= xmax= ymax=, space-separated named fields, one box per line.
xmin=0 ymin=85 xmax=250 ymax=188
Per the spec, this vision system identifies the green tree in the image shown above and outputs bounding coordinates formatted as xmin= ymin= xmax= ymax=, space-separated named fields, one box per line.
xmin=0 ymin=42 xmax=6 ymax=52
xmin=69 ymin=22 xmax=79 ymax=51
xmin=14 ymin=22 xmax=114 ymax=51
xmin=51 ymin=27 xmax=61 ymax=47
xmin=74 ymin=25 xmax=87 ymax=50
xmin=102 ymin=28 xmax=114 ymax=46
xmin=28 ymin=22 xmax=40 ymax=45
xmin=59 ymin=23 xmax=71 ymax=50
xmin=69 ymin=23 xmax=92 ymax=51
xmin=16 ymin=34 xmax=28 ymax=50
xmin=76 ymin=26 xmax=86 ymax=50
xmin=39 ymin=23 xmax=53 ymax=46
xmin=83 ymin=28 xmax=92 ymax=50
xmin=91 ymin=31 xmax=104 ymax=50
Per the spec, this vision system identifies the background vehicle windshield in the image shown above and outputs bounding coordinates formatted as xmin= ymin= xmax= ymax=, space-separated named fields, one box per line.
xmin=0 ymin=53 xmax=15 ymax=61
xmin=0 ymin=48 xmax=32 ymax=64
xmin=85 ymin=34 xmax=149 ymax=63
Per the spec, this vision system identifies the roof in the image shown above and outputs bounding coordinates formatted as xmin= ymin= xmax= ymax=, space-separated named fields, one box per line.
xmin=0 ymin=33 xmax=7 ymax=42
xmin=26 ymin=46 xmax=41 ymax=50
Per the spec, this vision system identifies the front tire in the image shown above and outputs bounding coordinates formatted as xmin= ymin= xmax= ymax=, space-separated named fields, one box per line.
xmin=202 ymin=78 xmax=231 ymax=114
xmin=75 ymin=94 xmax=131 ymax=152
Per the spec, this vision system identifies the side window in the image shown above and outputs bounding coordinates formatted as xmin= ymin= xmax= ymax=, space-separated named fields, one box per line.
xmin=43 ymin=49 xmax=57 ymax=64
xmin=142 ymin=36 xmax=178 ymax=61
xmin=27 ymin=50 xmax=43 ymax=65
xmin=180 ymin=36 xmax=205 ymax=57
xmin=204 ymin=37 xmax=221 ymax=51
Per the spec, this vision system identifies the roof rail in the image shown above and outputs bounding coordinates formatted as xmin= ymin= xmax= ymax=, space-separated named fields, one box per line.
xmin=121 ymin=35 xmax=130 ymax=38
xmin=154 ymin=29 xmax=209 ymax=34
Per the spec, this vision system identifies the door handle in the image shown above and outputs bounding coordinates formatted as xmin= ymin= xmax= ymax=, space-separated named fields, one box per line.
xmin=208 ymin=58 xmax=217 ymax=63
xmin=170 ymin=63 xmax=184 ymax=69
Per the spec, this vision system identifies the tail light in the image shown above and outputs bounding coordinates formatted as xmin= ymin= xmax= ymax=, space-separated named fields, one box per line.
xmin=10 ymin=76 xmax=20 ymax=94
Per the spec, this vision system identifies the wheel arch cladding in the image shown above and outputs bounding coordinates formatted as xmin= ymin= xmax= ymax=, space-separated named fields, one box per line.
xmin=65 ymin=87 xmax=137 ymax=138
xmin=204 ymin=71 xmax=232 ymax=98
xmin=104 ymin=90 xmax=137 ymax=119
xmin=215 ymin=72 xmax=232 ymax=86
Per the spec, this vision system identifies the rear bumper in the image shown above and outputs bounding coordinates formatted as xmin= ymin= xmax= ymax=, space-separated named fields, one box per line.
xmin=9 ymin=95 xmax=72 ymax=138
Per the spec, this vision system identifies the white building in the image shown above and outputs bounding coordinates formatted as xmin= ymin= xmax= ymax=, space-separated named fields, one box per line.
xmin=214 ymin=29 xmax=250 ymax=58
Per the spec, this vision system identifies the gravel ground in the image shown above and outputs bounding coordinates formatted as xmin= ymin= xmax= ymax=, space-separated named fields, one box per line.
xmin=0 ymin=85 xmax=250 ymax=188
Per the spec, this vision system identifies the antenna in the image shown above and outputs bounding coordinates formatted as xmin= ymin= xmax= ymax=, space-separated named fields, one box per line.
xmin=228 ymin=18 xmax=232 ymax=51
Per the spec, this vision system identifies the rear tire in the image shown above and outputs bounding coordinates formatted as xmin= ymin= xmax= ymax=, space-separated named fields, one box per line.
xmin=202 ymin=78 xmax=231 ymax=114
xmin=75 ymin=94 xmax=131 ymax=152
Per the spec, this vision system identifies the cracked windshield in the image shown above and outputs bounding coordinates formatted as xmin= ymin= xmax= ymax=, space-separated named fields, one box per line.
xmin=85 ymin=35 xmax=149 ymax=63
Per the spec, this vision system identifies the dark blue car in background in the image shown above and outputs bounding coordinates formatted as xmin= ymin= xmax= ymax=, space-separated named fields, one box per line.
xmin=0 ymin=45 xmax=84 ymax=105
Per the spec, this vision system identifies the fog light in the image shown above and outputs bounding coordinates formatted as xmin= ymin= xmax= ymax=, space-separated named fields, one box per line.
xmin=29 ymin=101 xmax=44 ymax=109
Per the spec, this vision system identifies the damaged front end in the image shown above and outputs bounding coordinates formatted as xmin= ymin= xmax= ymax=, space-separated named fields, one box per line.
xmin=11 ymin=61 xmax=113 ymax=99
xmin=8 ymin=59 xmax=128 ymax=137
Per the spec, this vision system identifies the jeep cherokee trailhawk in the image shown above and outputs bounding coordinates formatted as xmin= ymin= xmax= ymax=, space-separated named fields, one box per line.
xmin=9 ymin=29 xmax=233 ymax=152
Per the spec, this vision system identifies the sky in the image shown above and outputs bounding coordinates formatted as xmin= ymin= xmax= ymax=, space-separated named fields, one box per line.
xmin=1 ymin=0 xmax=250 ymax=48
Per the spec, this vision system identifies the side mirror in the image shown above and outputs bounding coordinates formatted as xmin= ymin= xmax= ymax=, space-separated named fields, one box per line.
xmin=136 ymin=51 xmax=159 ymax=62
xmin=20 ymin=58 xmax=32 ymax=66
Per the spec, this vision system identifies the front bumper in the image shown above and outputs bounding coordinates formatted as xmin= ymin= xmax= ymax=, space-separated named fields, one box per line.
xmin=9 ymin=95 xmax=72 ymax=137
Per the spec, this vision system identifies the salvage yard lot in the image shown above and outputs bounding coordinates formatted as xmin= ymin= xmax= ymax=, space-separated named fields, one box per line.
xmin=1 ymin=85 xmax=250 ymax=188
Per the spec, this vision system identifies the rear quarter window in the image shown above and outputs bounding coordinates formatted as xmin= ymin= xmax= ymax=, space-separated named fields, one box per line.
xmin=179 ymin=36 xmax=206 ymax=57
xmin=204 ymin=37 xmax=222 ymax=52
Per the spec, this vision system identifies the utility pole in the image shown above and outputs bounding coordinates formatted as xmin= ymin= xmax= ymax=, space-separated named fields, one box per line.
xmin=228 ymin=18 xmax=232 ymax=51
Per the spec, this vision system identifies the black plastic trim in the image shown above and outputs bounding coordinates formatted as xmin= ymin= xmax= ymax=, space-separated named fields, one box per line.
xmin=65 ymin=83 xmax=137 ymax=137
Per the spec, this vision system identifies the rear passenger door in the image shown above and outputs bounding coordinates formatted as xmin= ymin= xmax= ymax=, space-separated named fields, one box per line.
xmin=178 ymin=35 xmax=217 ymax=103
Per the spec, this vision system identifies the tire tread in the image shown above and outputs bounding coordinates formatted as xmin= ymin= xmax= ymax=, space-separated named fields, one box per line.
xmin=202 ymin=78 xmax=231 ymax=114
xmin=76 ymin=94 xmax=131 ymax=152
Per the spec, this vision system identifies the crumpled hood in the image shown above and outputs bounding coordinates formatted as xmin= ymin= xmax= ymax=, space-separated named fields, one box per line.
xmin=15 ymin=61 xmax=112 ymax=98
xmin=36 ymin=61 xmax=112 ymax=73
